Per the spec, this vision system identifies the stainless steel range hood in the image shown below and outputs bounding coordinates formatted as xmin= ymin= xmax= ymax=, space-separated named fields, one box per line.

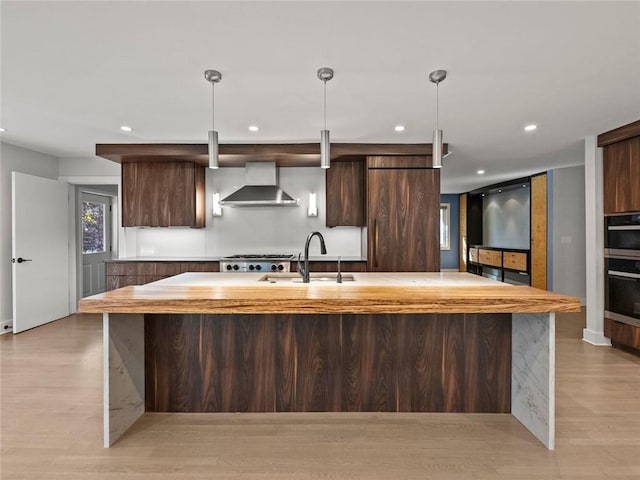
xmin=220 ymin=162 xmax=298 ymax=207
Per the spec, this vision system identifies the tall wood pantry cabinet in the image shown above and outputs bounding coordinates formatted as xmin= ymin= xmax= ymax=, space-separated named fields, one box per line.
xmin=367 ymin=156 xmax=440 ymax=272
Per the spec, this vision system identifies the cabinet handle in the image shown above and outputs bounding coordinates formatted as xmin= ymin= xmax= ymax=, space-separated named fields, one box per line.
xmin=608 ymin=225 xmax=640 ymax=231
xmin=373 ymin=219 xmax=379 ymax=269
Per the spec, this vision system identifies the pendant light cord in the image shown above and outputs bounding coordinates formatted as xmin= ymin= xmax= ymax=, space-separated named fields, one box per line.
xmin=436 ymin=82 xmax=439 ymax=131
xmin=211 ymin=81 xmax=215 ymax=131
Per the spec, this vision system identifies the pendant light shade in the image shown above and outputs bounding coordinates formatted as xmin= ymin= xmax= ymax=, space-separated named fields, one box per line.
xmin=429 ymin=69 xmax=447 ymax=169
xmin=320 ymin=130 xmax=330 ymax=169
xmin=204 ymin=69 xmax=222 ymax=169
xmin=208 ymin=130 xmax=219 ymax=169
xmin=432 ymin=129 xmax=443 ymax=169
xmin=317 ymin=67 xmax=334 ymax=169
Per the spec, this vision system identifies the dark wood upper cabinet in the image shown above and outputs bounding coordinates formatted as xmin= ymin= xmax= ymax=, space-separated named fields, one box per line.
xmin=122 ymin=162 xmax=206 ymax=227
xmin=325 ymin=159 xmax=366 ymax=227
xmin=603 ymin=136 xmax=640 ymax=214
xmin=367 ymin=156 xmax=440 ymax=272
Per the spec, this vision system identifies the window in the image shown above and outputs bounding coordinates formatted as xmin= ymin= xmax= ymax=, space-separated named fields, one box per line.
xmin=82 ymin=201 xmax=106 ymax=254
xmin=440 ymin=203 xmax=450 ymax=250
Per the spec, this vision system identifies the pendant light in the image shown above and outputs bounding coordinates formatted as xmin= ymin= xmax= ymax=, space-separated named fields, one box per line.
xmin=204 ymin=69 xmax=222 ymax=169
xmin=317 ymin=67 xmax=334 ymax=169
xmin=429 ymin=69 xmax=447 ymax=169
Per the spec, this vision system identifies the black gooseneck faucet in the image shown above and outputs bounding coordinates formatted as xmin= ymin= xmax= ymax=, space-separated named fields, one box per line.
xmin=297 ymin=231 xmax=327 ymax=283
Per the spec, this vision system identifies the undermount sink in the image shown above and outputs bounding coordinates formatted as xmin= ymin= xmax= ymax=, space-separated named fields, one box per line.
xmin=259 ymin=273 xmax=355 ymax=283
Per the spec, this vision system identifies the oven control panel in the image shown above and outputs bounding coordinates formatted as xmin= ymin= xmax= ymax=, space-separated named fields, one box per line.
xmin=220 ymin=261 xmax=290 ymax=273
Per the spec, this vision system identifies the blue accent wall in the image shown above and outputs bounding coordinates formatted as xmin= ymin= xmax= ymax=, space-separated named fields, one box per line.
xmin=440 ymin=194 xmax=459 ymax=270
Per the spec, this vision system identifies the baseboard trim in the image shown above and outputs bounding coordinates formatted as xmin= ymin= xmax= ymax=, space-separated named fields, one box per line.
xmin=582 ymin=328 xmax=612 ymax=346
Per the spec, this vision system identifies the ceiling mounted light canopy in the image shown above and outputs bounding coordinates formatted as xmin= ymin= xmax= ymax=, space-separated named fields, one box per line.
xmin=317 ymin=67 xmax=334 ymax=169
xmin=429 ymin=69 xmax=447 ymax=169
xmin=204 ymin=69 xmax=222 ymax=169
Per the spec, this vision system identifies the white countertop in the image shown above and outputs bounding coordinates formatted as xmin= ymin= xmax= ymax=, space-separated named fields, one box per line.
xmin=150 ymin=271 xmax=510 ymax=288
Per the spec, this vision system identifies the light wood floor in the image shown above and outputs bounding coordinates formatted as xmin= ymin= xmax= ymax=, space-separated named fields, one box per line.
xmin=1 ymin=311 xmax=639 ymax=479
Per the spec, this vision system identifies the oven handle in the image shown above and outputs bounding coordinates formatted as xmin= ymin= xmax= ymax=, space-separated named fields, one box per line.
xmin=608 ymin=270 xmax=640 ymax=279
xmin=608 ymin=225 xmax=640 ymax=231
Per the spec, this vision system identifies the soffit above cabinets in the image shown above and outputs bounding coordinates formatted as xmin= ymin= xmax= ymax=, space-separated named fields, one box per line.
xmin=95 ymin=143 xmax=448 ymax=167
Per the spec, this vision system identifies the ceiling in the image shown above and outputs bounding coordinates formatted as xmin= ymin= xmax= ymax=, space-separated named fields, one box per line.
xmin=1 ymin=1 xmax=639 ymax=193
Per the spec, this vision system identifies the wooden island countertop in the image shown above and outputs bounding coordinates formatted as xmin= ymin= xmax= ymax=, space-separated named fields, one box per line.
xmin=79 ymin=272 xmax=580 ymax=314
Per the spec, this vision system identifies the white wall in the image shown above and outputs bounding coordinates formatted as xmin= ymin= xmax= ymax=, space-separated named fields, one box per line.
xmin=58 ymin=156 xmax=120 ymax=178
xmin=583 ymin=136 xmax=609 ymax=345
xmin=551 ymin=165 xmax=586 ymax=303
xmin=129 ymin=167 xmax=364 ymax=258
xmin=0 ymin=142 xmax=59 ymax=327
xmin=483 ymin=188 xmax=531 ymax=249
xmin=57 ymin=157 xmax=122 ymax=311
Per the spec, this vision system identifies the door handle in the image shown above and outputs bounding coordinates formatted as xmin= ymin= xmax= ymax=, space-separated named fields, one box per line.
xmin=608 ymin=270 xmax=640 ymax=280
xmin=12 ymin=257 xmax=32 ymax=264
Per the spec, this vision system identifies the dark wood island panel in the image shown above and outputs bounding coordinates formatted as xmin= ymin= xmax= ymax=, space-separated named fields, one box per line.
xmin=145 ymin=313 xmax=511 ymax=414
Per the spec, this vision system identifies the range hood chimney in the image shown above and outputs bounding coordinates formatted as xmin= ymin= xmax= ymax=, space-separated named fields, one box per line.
xmin=219 ymin=162 xmax=298 ymax=207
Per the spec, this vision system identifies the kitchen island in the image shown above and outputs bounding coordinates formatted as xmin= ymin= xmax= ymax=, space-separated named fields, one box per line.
xmin=78 ymin=272 xmax=580 ymax=450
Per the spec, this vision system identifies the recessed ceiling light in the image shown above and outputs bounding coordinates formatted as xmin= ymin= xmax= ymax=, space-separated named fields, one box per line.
xmin=394 ymin=125 xmax=405 ymax=132
xmin=498 ymin=189 xmax=502 ymax=193
xmin=248 ymin=125 xmax=259 ymax=132
xmin=477 ymin=170 xmax=485 ymax=175
xmin=0 ymin=127 xmax=6 ymax=132
xmin=120 ymin=125 xmax=133 ymax=132
xmin=482 ymin=194 xmax=485 ymax=197
xmin=523 ymin=184 xmax=527 ymax=188
xmin=524 ymin=124 xmax=537 ymax=132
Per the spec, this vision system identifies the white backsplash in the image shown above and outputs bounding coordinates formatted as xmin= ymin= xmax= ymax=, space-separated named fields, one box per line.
xmin=133 ymin=228 xmax=208 ymax=257
xmin=125 ymin=167 xmax=364 ymax=258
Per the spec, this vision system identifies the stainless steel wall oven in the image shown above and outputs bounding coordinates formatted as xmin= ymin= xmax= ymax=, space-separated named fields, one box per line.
xmin=605 ymin=256 xmax=640 ymax=327
xmin=604 ymin=213 xmax=640 ymax=327
xmin=605 ymin=213 xmax=640 ymax=254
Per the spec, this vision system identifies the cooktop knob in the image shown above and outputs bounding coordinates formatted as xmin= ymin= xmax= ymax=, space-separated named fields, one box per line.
xmin=277 ymin=264 xmax=284 ymax=271
xmin=271 ymin=264 xmax=277 ymax=271
xmin=249 ymin=264 xmax=255 ymax=271
xmin=255 ymin=265 xmax=262 ymax=271
xmin=226 ymin=264 xmax=232 ymax=271
xmin=233 ymin=264 xmax=239 ymax=271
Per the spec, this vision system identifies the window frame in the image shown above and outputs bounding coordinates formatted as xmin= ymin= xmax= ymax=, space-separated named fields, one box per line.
xmin=82 ymin=200 xmax=107 ymax=255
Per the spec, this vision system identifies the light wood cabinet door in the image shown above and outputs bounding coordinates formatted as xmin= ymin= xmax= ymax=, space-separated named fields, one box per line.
xmin=367 ymin=158 xmax=440 ymax=272
xmin=503 ymin=252 xmax=527 ymax=271
xmin=478 ymin=249 xmax=502 ymax=268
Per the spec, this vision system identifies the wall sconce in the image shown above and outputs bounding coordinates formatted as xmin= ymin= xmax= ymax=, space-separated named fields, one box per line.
xmin=212 ymin=192 xmax=222 ymax=217
xmin=307 ymin=193 xmax=318 ymax=217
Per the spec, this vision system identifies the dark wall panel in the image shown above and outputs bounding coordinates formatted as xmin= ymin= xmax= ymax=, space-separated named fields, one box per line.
xmin=145 ymin=313 xmax=512 ymax=414
xmin=463 ymin=314 xmax=511 ymax=413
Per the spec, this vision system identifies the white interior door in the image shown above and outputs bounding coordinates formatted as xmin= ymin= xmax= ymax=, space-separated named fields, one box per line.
xmin=12 ymin=172 xmax=70 ymax=333
xmin=81 ymin=192 xmax=112 ymax=297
